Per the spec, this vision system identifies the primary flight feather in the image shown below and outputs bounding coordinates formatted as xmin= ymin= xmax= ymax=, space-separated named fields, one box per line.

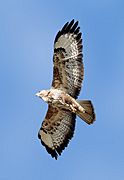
xmin=36 ymin=19 xmax=96 ymax=159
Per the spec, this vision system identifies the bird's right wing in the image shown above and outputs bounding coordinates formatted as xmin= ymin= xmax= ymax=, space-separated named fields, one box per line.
xmin=38 ymin=105 xmax=76 ymax=159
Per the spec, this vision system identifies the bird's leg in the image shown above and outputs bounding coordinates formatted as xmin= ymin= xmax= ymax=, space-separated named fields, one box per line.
xmin=70 ymin=98 xmax=85 ymax=113
xmin=60 ymin=95 xmax=70 ymax=107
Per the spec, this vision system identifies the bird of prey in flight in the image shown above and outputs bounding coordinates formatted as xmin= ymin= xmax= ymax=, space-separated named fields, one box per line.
xmin=36 ymin=19 xmax=96 ymax=159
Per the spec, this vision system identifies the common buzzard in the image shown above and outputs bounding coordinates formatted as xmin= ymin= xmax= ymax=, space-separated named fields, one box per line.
xmin=36 ymin=19 xmax=95 ymax=159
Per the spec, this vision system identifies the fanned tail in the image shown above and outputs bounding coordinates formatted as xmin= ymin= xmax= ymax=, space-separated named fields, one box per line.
xmin=76 ymin=100 xmax=96 ymax=124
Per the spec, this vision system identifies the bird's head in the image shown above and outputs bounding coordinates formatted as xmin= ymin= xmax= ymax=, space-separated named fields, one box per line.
xmin=35 ymin=90 xmax=50 ymax=102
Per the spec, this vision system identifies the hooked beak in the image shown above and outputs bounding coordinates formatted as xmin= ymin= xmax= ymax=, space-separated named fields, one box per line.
xmin=35 ymin=92 xmax=40 ymax=97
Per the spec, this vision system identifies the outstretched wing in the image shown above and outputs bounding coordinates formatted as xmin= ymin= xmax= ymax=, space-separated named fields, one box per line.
xmin=38 ymin=105 xmax=76 ymax=159
xmin=52 ymin=19 xmax=84 ymax=99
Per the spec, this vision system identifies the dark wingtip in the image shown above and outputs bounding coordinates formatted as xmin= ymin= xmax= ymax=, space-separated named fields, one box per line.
xmin=54 ymin=19 xmax=81 ymax=43
xmin=40 ymin=139 xmax=58 ymax=160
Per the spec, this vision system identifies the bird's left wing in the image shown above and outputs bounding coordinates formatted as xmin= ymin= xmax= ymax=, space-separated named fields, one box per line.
xmin=52 ymin=19 xmax=84 ymax=99
xmin=38 ymin=105 xmax=76 ymax=159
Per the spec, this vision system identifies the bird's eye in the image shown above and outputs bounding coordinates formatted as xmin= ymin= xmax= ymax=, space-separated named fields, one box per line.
xmin=47 ymin=92 xmax=50 ymax=95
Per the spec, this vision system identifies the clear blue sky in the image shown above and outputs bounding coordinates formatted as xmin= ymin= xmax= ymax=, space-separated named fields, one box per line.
xmin=0 ymin=0 xmax=124 ymax=179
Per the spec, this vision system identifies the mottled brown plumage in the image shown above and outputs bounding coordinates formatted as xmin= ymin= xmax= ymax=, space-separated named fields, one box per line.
xmin=36 ymin=20 xmax=96 ymax=159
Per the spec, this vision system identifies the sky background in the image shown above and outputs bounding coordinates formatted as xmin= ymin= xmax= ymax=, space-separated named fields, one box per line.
xmin=0 ymin=0 xmax=124 ymax=179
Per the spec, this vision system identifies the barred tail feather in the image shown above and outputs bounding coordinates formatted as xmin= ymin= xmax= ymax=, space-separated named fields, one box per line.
xmin=76 ymin=100 xmax=96 ymax=124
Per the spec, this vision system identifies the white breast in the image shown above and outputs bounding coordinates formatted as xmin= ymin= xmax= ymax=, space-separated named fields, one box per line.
xmin=50 ymin=89 xmax=62 ymax=100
